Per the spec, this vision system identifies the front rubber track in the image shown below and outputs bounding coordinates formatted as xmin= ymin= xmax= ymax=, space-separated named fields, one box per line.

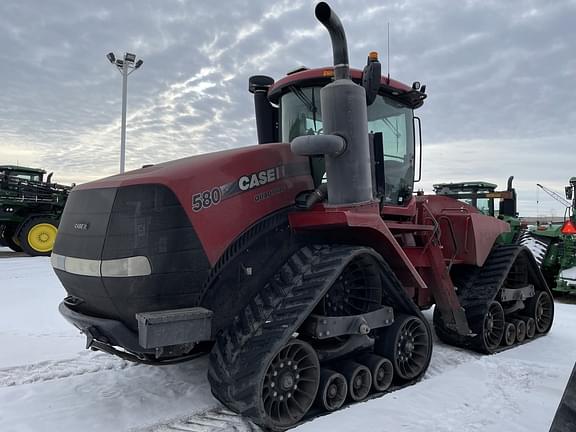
xmin=208 ymin=244 xmax=419 ymax=431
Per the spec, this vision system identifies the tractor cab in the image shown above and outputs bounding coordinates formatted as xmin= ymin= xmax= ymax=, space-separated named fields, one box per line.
xmin=0 ymin=165 xmax=46 ymax=183
xmin=433 ymin=177 xmax=518 ymax=218
xmin=249 ymin=64 xmax=426 ymax=207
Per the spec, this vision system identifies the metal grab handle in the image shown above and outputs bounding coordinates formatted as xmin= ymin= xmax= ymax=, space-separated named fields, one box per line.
xmin=413 ymin=116 xmax=422 ymax=182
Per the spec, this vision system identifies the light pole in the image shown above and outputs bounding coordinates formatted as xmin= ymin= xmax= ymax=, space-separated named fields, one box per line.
xmin=106 ymin=52 xmax=144 ymax=174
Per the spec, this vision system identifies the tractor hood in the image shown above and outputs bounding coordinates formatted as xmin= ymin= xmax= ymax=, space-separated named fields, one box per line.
xmin=66 ymin=143 xmax=312 ymax=264
xmin=52 ymin=143 xmax=312 ymax=329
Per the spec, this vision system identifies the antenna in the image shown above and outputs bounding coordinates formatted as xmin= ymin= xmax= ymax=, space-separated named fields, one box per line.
xmin=536 ymin=184 xmax=540 ymax=223
xmin=387 ymin=22 xmax=390 ymax=83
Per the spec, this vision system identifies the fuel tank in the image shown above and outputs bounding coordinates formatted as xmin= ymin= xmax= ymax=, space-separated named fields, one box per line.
xmin=52 ymin=143 xmax=313 ymax=331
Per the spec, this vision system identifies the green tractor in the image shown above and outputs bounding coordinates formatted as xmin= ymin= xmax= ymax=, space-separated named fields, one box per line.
xmin=519 ymin=178 xmax=576 ymax=293
xmin=433 ymin=176 xmax=522 ymax=245
xmin=0 ymin=165 xmax=71 ymax=256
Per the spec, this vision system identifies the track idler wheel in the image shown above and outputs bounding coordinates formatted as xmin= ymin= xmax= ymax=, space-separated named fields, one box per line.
xmin=375 ymin=314 xmax=432 ymax=382
xmin=512 ymin=319 xmax=526 ymax=343
xmin=261 ymin=339 xmax=320 ymax=429
xmin=475 ymin=301 xmax=505 ymax=353
xmin=502 ymin=322 xmax=516 ymax=346
xmin=358 ymin=354 xmax=394 ymax=392
xmin=336 ymin=361 xmax=372 ymax=402
xmin=528 ymin=291 xmax=554 ymax=334
xmin=522 ymin=317 xmax=536 ymax=339
xmin=315 ymin=369 xmax=347 ymax=412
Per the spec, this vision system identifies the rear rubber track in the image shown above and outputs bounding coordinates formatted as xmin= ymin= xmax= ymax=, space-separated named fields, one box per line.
xmin=435 ymin=244 xmax=554 ymax=353
xmin=517 ymin=230 xmax=551 ymax=267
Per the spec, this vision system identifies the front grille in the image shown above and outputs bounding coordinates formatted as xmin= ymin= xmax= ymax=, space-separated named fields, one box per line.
xmin=53 ymin=184 xmax=211 ymax=330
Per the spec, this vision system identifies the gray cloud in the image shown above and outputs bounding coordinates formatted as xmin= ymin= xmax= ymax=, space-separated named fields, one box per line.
xmin=0 ymin=0 xmax=574 ymax=216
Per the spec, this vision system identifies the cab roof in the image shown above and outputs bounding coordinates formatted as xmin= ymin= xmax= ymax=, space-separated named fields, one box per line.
xmin=433 ymin=181 xmax=498 ymax=194
xmin=268 ymin=67 xmax=426 ymax=109
xmin=0 ymin=165 xmax=46 ymax=174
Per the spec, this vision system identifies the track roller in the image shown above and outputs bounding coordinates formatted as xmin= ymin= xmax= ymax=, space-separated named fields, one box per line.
xmin=336 ymin=360 xmax=372 ymax=402
xmin=522 ymin=316 xmax=536 ymax=339
xmin=502 ymin=322 xmax=516 ymax=346
xmin=315 ymin=369 xmax=348 ymax=412
xmin=512 ymin=319 xmax=526 ymax=343
xmin=357 ymin=354 xmax=394 ymax=392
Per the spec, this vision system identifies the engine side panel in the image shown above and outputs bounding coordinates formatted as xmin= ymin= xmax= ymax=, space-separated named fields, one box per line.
xmin=418 ymin=195 xmax=510 ymax=266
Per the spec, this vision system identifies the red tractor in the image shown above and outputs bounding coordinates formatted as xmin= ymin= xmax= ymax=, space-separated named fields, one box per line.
xmin=52 ymin=3 xmax=553 ymax=430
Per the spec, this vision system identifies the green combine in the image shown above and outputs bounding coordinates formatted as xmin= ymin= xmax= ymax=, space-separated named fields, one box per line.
xmin=0 ymin=165 xmax=71 ymax=256
xmin=433 ymin=176 xmax=522 ymax=245
xmin=519 ymin=178 xmax=576 ymax=293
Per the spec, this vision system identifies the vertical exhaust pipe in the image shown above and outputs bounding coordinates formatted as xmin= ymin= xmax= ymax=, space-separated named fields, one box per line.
xmin=291 ymin=2 xmax=373 ymax=205
xmin=314 ymin=2 xmax=349 ymax=80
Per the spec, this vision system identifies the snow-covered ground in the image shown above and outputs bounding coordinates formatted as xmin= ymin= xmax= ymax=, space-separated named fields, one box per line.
xmin=0 ymin=248 xmax=575 ymax=432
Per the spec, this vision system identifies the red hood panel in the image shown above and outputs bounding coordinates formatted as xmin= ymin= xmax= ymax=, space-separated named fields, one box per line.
xmin=76 ymin=144 xmax=313 ymax=264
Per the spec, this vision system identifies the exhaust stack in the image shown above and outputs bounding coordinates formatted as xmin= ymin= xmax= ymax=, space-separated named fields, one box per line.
xmin=291 ymin=2 xmax=373 ymax=205
xmin=314 ymin=2 xmax=349 ymax=80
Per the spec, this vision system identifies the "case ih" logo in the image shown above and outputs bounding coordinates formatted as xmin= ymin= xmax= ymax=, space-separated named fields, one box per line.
xmin=238 ymin=167 xmax=282 ymax=191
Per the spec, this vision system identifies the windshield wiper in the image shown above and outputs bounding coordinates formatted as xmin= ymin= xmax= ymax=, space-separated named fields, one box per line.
xmin=290 ymin=85 xmax=318 ymax=131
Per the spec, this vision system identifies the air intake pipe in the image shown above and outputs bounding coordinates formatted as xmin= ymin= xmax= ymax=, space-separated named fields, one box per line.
xmin=291 ymin=2 xmax=373 ymax=205
xmin=249 ymin=75 xmax=277 ymax=144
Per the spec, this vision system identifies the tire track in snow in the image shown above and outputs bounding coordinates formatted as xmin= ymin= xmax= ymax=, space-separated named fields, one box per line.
xmin=132 ymin=319 xmax=484 ymax=432
xmin=425 ymin=339 xmax=482 ymax=378
xmin=133 ymin=408 xmax=261 ymax=432
xmin=0 ymin=351 xmax=133 ymax=387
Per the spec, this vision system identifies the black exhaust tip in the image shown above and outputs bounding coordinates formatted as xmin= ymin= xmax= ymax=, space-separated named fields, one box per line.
xmin=315 ymin=2 xmax=331 ymax=22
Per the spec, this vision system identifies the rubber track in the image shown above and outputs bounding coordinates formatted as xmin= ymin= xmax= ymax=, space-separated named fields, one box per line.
xmin=438 ymin=245 xmax=552 ymax=353
xmin=518 ymin=230 xmax=551 ymax=267
xmin=207 ymin=245 xmax=380 ymax=430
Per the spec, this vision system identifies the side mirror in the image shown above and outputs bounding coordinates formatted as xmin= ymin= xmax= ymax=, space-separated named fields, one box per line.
xmin=566 ymin=186 xmax=573 ymax=200
xmin=362 ymin=53 xmax=381 ymax=106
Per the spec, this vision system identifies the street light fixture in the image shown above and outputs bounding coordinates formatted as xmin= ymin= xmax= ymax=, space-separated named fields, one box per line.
xmin=107 ymin=51 xmax=144 ymax=174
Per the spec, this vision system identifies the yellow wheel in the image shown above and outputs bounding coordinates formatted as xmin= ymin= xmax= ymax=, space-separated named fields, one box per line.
xmin=27 ymin=223 xmax=57 ymax=253
xmin=19 ymin=219 xmax=59 ymax=256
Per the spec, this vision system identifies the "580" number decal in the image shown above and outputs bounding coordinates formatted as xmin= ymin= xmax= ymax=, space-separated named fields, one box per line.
xmin=192 ymin=187 xmax=222 ymax=212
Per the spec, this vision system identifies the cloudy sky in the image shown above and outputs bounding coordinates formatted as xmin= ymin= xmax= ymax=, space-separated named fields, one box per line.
xmin=1 ymin=0 xmax=574 ymax=216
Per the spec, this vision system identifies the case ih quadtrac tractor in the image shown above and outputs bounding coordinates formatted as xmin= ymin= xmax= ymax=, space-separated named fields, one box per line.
xmin=52 ymin=3 xmax=554 ymax=430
